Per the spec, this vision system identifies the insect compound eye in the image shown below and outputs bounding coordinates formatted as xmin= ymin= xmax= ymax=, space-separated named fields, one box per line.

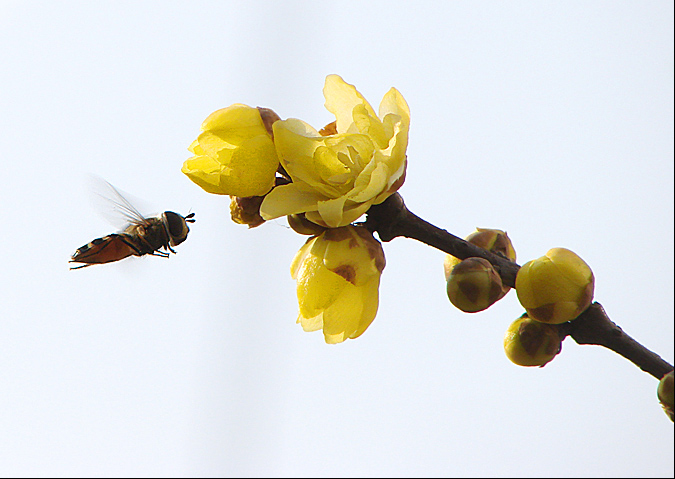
xmin=163 ymin=211 xmax=190 ymax=245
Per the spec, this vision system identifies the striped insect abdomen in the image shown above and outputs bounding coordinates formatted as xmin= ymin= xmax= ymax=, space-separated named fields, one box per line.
xmin=69 ymin=234 xmax=142 ymax=269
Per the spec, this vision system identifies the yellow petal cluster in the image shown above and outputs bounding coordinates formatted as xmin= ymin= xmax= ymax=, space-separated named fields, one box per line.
xmin=182 ymin=104 xmax=279 ymax=198
xmin=260 ymin=75 xmax=410 ymax=228
xmin=516 ymin=247 xmax=594 ymax=324
xmin=291 ymin=225 xmax=386 ymax=344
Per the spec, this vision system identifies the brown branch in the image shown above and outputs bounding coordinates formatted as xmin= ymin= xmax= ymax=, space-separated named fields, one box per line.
xmin=365 ymin=193 xmax=673 ymax=380
xmin=559 ymin=303 xmax=673 ymax=379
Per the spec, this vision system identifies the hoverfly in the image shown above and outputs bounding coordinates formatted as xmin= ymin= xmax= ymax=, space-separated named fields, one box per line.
xmin=70 ymin=180 xmax=195 ymax=269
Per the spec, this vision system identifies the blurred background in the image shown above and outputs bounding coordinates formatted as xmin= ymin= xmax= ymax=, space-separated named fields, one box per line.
xmin=0 ymin=1 xmax=672 ymax=476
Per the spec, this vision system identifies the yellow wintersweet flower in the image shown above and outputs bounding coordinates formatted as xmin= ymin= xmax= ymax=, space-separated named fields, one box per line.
xmin=182 ymin=104 xmax=280 ymax=198
xmin=260 ymin=74 xmax=410 ymax=228
xmin=291 ymin=225 xmax=386 ymax=344
xmin=516 ymin=247 xmax=595 ymax=324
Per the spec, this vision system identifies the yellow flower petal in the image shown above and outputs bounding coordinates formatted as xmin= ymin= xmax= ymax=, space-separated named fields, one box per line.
xmin=316 ymin=196 xmax=349 ymax=228
xmin=322 ymin=282 xmax=366 ymax=339
xmin=350 ymin=159 xmax=389 ymax=202
xmin=321 ymin=278 xmax=380 ymax=343
xmin=290 ymin=236 xmax=315 ymax=280
xmin=260 ymin=183 xmax=326 ymax=220
xmin=350 ymin=278 xmax=380 ymax=339
xmin=188 ymin=139 xmax=203 ymax=155
xmin=296 ymin=256 xmax=347 ymax=318
xmin=298 ymin=312 xmax=323 ymax=333
xmin=352 ymin=103 xmax=388 ymax=149
xmin=379 ymin=87 xmax=411 ymax=133
xmin=323 ymin=74 xmax=378 ymax=134
xmin=181 ymin=155 xmax=227 ymax=195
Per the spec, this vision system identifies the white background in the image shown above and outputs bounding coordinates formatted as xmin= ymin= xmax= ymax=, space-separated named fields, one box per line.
xmin=0 ymin=1 xmax=673 ymax=476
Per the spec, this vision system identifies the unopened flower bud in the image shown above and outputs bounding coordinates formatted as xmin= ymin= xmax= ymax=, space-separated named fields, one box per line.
xmin=516 ymin=247 xmax=594 ymax=324
xmin=658 ymin=370 xmax=674 ymax=421
xmin=446 ymin=257 xmax=504 ymax=313
xmin=467 ymin=228 xmax=516 ymax=260
xmin=503 ymin=314 xmax=562 ymax=367
xmin=444 ymin=228 xmax=516 ymax=280
xmin=287 ymin=213 xmax=327 ymax=236
xmin=230 ymin=195 xmax=265 ymax=228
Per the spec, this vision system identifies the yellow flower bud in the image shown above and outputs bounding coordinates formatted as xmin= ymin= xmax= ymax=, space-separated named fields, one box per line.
xmin=658 ymin=371 xmax=674 ymax=421
xmin=503 ymin=314 xmax=562 ymax=367
xmin=291 ymin=225 xmax=386 ymax=344
xmin=516 ymin=247 xmax=594 ymax=324
xmin=443 ymin=228 xmax=515 ymax=281
xmin=467 ymin=228 xmax=516 ymax=261
xmin=230 ymin=195 xmax=265 ymax=228
xmin=446 ymin=257 xmax=505 ymax=313
xmin=260 ymin=75 xmax=410 ymax=228
xmin=182 ymin=104 xmax=280 ymax=198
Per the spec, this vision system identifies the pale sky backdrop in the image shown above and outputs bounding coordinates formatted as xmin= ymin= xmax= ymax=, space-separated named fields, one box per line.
xmin=0 ymin=1 xmax=673 ymax=477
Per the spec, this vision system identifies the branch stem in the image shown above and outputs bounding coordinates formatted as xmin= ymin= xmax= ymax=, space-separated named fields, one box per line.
xmin=365 ymin=193 xmax=673 ymax=379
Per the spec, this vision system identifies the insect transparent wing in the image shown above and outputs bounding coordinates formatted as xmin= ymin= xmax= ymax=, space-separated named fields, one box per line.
xmin=88 ymin=176 xmax=152 ymax=230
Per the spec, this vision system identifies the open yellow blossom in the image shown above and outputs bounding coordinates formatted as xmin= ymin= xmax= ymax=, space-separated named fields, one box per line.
xmin=516 ymin=247 xmax=594 ymax=324
xmin=291 ymin=225 xmax=386 ymax=343
xmin=260 ymin=75 xmax=410 ymax=228
xmin=182 ymin=104 xmax=279 ymax=198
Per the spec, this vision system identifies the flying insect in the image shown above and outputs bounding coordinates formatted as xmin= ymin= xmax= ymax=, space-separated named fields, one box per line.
xmin=70 ymin=180 xmax=195 ymax=269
